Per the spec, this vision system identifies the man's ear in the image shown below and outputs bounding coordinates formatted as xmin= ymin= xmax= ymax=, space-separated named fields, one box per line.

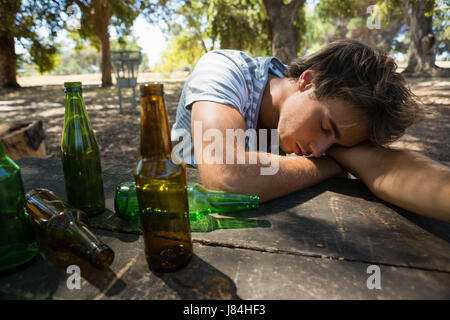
xmin=297 ymin=69 xmax=315 ymax=92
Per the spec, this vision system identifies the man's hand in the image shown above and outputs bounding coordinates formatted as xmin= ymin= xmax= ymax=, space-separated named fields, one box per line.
xmin=327 ymin=143 xmax=450 ymax=223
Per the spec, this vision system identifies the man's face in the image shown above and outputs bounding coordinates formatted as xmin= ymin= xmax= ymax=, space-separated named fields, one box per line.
xmin=278 ymin=87 xmax=369 ymax=157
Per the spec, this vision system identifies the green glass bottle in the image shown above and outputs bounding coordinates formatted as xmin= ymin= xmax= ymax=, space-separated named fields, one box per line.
xmin=61 ymin=82 xmax=105 ymax=217
xmin=190 ymin=215 xmax=270 ymax=233
xmin=114 ymin=181 xmax=260 ymax=221
xmin=0 ymin=142 xmax=39 ymax=272
xmin=25 ymin=188 xmax=114 ymax=269
xmin=134 ymin=82 xmax=192 ymax=272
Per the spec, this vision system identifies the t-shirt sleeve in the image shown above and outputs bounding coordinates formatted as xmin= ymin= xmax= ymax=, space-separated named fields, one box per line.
xmin=183 ymin=51 xmax=249 ymax=112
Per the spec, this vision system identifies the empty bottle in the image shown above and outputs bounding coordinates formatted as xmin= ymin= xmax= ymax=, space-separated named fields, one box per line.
xmin=0 ymin=142 xmax=39 ymax=272
xmin=114 ymin=181 xmax=259 ymax=221
xmin=25 ymin=188 xmax=114 ymax=269
xmin=134 ymin=82 xmax=192 ymax=272
xmin=61 ymin=82 xmax=105 ymax=217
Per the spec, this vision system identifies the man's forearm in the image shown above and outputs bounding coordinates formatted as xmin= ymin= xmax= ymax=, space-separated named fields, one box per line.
xmin=199 ymin=152 xmax=343 ymax=203
xmin=327 ymin=144 xmax=450 ymax=223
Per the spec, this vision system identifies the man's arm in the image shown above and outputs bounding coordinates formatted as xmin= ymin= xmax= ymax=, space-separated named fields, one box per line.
xmin=191 ymin=101 xmax=344 ymax=203
xmin=327 ymin=143 xmax=450 ymax=223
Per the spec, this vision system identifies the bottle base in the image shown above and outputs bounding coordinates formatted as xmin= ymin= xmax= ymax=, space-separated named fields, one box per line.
xmin=146 ymin=245 xmax=192 ymax=272
xmin=0 ymin=242 xmax=40 ymax=273
xmin=82 ymin=207 xmax=105 ymax=218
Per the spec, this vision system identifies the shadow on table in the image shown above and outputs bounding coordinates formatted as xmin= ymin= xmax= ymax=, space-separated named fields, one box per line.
xmin=384 ymin=203 xmax=450 ymax=244
xmin=326 ymin=178 xmax=450 ymax=244
xmin=226 ymin=177 xmax=450 ymax=245
xmin=0 ymin=241 xmax=127 ymax=300
xmin=153 ymin=253 xmax=241 ymax=300
xmin=216 ymin=178 xmax=373 ymax=223
xmin=90 ymin=208 xmax=141 ymax=242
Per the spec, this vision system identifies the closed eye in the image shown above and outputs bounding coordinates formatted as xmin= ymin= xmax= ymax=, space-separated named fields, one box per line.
xmin=321 ymin=121 xmax=331 ymax=134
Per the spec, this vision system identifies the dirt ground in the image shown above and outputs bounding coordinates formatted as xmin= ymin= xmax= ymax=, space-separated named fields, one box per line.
xmin=0 ymin=71 xmax=449 ymax=167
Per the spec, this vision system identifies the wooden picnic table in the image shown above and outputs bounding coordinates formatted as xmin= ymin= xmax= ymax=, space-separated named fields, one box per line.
xmin=1 ymin=157 xmax=449 ymax=300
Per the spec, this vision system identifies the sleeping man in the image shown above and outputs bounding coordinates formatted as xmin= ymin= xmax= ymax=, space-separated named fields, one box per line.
xmin=171 ymin=39 xmax=450 ymax=223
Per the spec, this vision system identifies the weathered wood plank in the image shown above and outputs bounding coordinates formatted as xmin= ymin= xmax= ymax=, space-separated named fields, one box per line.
xmin=1 ymin=229 xmax=449 ymax=299
xmin=16 ymin=158 xmax=450 ymax=274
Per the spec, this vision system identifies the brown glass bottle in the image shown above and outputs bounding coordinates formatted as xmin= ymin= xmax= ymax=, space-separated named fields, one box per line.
xmin=134 ymin=83 xmax=192 ymax=272
xmin=25 ymin=188 xmax=114 ymax=269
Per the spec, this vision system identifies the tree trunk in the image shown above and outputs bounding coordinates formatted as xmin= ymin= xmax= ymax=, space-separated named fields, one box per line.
xmin=0 ymin=120 xmax=46 ymax=160
xmin=404 ymin=0 xmax=441 ymax=75
xmin=0 ymin=0 xmax=20 ymax=88
xmin=262 ymin=0 xmax=305 ymax=64
xmin=92 ymin=0 xmax=112 ymax=87
xmin=0 ymin=31 xmax=19 ymax=88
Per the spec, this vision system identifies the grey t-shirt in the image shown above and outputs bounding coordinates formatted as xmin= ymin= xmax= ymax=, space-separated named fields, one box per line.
xmin=171 ymin=49 xmax=287 ymax=167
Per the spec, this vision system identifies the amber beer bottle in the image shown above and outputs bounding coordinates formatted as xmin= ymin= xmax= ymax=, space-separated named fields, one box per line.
xmin=25 ymin=188 xmax=114 ymax=269
xmin=61 ymin=82 xmax=105 ymax=217
xmin=134 ymin=82 xmax=192 ymax=271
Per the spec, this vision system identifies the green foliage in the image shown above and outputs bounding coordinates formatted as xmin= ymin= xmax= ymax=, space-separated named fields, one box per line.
xmin=207 ymin=0 xmax=271 ymax=55
xmin=155 ymin=0 xmax=273 ymax=72
xmin=26 ymin=35 xmax=150 ymax=75
xmin=313 ymin=0 xmax=410 ymax=53
xmin=9 ymin=0 xmax=449 ymax=78
xmin=53 ymin=43 xmax=100 ymax=74
xmin=433 ymin=0 xmax=450 ymax=56
xmin=316 ymin=0 xmax=368 ymax=20
xmin=28 ymin=41 xmax=58 ymax=73
xmin=153 ymin=30 xmax=206 ymax=72
xmin=66 ymin=0 xmax=140 ymax=49
xmin=1 ymin=0 xmax=66 ymax=74
xmin=301 ymin=8 xmax=335 ymax=54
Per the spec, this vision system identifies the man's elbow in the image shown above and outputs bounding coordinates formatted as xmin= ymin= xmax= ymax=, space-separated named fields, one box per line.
xmin=199 ymin=165 xmax=241 ymax=193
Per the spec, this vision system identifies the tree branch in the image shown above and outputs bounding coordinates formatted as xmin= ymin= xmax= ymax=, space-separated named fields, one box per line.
xmin=286 ymin=0 xmax=305 ymax=22
xmin=71 ymin=0 xmax=89 ymax=12
xmin=262 ymin=0 xmax=272 ymax=16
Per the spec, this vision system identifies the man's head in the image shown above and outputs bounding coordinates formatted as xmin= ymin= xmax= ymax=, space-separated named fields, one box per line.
xmin=278 ymin=39 xmax=422 ymax=157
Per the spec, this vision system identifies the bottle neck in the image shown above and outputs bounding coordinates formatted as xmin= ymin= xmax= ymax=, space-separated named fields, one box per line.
xmin=140 ymin=94 xmax=172 ymax=158
xmin=193 ymin=183 xmax=260 ymax=211
xmin=25 ymin=189 xmax=113 ymax=269
xmin=64 ymin=89 xmax=89 ymax=122
xmin=47 ymin=213 xmax=114 ymax=269
xmin=207 ymin=194 xmax=259 ymax=210
xmin=0 ymin=142 xmax=5 ymax=157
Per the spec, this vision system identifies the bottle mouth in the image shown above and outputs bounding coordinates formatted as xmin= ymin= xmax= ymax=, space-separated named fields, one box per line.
xmin=64 ymin=82 xmax=82 ymax=87
xmin=140 ymin=82 xmax=163 ymax=96
xmin=91 ymin=245 xmax=114 ymax=269
xmin=249 ymin=195 xmax=260 ymax=209
xmin=64 ymin=82 xmax=82 ymax=92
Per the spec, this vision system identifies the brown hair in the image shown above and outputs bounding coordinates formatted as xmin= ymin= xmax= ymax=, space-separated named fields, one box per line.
xmin=285 ymin=39 xmax=423 ymax=145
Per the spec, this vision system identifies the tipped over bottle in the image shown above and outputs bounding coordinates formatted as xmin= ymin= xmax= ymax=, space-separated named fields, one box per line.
xmin=25 ymin=188 xmax=114 ymax=269
xmin=114 ymin=181 xmax=260 ymax=221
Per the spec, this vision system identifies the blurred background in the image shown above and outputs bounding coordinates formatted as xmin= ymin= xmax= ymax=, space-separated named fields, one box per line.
xmin=0 ymin=0 xmax=449 ymax=167
xmin=0 ymin=0 xmax=448 ymax=88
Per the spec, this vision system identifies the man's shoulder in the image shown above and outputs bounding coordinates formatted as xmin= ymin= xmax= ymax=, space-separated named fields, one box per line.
xmin=201 ymin=50 xmax=270 ymax=70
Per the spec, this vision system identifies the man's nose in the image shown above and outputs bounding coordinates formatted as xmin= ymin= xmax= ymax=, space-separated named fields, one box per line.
xmin=308 ymin=136 xmax=334 ymax=157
